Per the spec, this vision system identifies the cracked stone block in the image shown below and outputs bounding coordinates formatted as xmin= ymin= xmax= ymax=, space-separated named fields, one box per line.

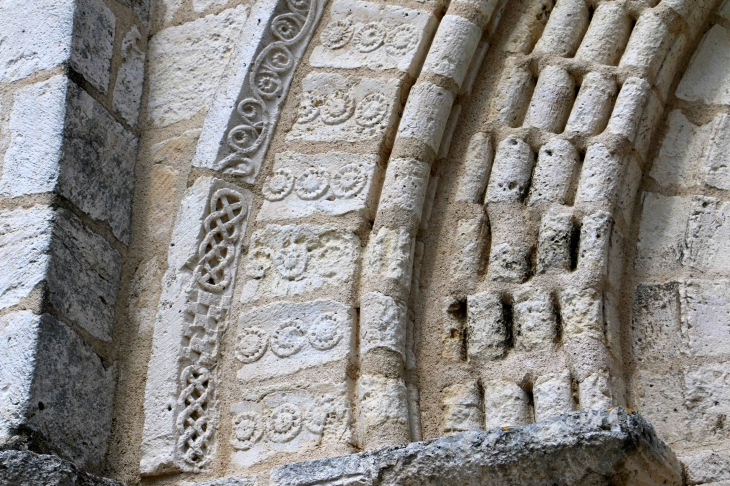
xmin=681 ymin=280 xmax=730 ymax=357
xmin=441 ymin=382 xmax=484 ymax=435
xmin=113 ymin=26 xmax=146 ymax=126
xmin=310 ymin=0 xmax=436 ymax=76
xmin=71 ymin=0 xmax=116 ymax=94
xmin=0 ymin=311 xmax=115 ymax=471
xmin=676 ymin=25 xmax=730 ymax=105
xmin=0 ymin=0 xmax=75 ymax=83
xmin=0 ymin=76 xmax=138 ymax=244
xmin=147 ymin=6 xmax=247 ymax=127
xmin=258 ymin=152 xmax=380 ymax=221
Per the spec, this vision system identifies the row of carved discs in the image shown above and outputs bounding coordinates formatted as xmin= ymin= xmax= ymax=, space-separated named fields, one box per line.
xmin=262 ymin=163 xmax=369 ymax=201
xmin=236 ymin=314 xmax=343 ymax=363
xmin=297 ymin=91 xmax=389 ymax=127
xmin=320 ymin=19 xmax=420 ymax=55
xmin=232 ymin=396 xmax=345 ymax=450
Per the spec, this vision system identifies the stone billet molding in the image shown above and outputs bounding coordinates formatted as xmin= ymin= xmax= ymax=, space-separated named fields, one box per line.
xmin=358 ymin=0 xmax=500 ymax=450
xmin=141 ymin=177 xmax=253 ymax=475
xmin=192 ymin=0 xmax=327 ymax=182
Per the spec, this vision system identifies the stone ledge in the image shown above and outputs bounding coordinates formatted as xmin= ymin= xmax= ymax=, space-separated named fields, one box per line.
xmin=0 ymin=450 xmax=124 ymax=486
xmin=271 ymin=408 xmax=683 ymax=485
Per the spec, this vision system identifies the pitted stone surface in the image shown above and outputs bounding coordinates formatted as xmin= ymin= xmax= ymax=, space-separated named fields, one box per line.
xmin=71 ymin=0 xmax=116 ymax=94
xmin=676 ymin=25 xmax=730 ymax=105
xmin=113 ymin=26 xmax=146 ymax=126
xmin=0 ymin=450 xmax=124 ymax=486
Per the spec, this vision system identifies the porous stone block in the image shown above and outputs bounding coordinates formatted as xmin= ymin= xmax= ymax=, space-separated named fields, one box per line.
xmin=527 ymin=138 xmax=579 ymax=205
xmin=422 ymin=15 xmax=481 ymax=87
xmin=512 ymin=288 xmax=556 ymax=352
xmin=607 ymin=77 xmax=650 ymax=142
xmin=489 ymin=60 xmax=535 ymax=127
xmin=536 ymin=209 xmax=572 ymax=273
xmin=634 ymin=193 xmax=689 ymax=276
xmin=631 ymin=282 xmax=684 ymax=363
xmin=575 ymin=2 xmax=631 ymax=66
xmin=485 ymin=136 xmax=535 ymax=203
xmin=633 ymin=369 xmax=689 ymax=446
xmin=396 ymin=82 xmax=455 ymax=153
xmin=361 ymin=292 xmax=408 ymax=361
xmin=532 ymin=0 xmax=588 ymax=58
xmin=533 ymin=371 xmax=573 ymax=422
xmin=683 ymin=364 xmax=730 ymax=443
xmin=559 ymin=287 xmax=604 ymax=344
xmin=0 ymin=450 xmax=123 ymax=486
xmin=452 ymin=215 xmax=486 ymax=282
xmin=681 ymin=450 xmax=730 ymax=485
xmin=358 ymin=375 xmax=410 ymax=449
xmin=147 ymin=6 xmax=247 ymax=127
xmin=685 ymin=196 xmax=730 ymax=273
xmin=523 ymin=65 xmax=574 ymax=133
xmin=441 ymin=382 xmax=484 ymax=435
xmin=574 ymin=143 xmax=624 ymax=207
xmin=258 ymin=152 xmax=380 ymax=221
xmin=455 ymin=132 xmax=492 ymax=203
xmin=467 ymin=291 xmax=507 ymax=361
xmin=0 ymin=0 xmax=75 ymax=82
xmin=71 ymin=0 xmax=116 ymax=94
xmin=376 ymin=158 xmax=430 ymax=229
xmin=649 ymin=110 xmax=708 ymax=190
xmin=0 ymin=76 xmax=138 ymax=243
xmin=363 ymin=226 xmax=415 ymax=299
xmin=0 ymin=312 xmax=115 ymax=471
xmin=231 ymin=382 xmax=352 ymax=468
xmin=578 ymin=372 xmax=613 ymax=411
xmin=565 ymin=72 xmax=616 ymax=136
xmin=484 ymin=379 xmax=531 ymax=429
xmin=242 ymin=224 xmax=360 ymax=304
xmin=577 ymin=211 xmax=611 ymax=274
xmin=113 ymin=26 xmax=146 ymax=126
xmin=287 ymin=72 xmax=401 ymax=144
xmin=676 ymin=25 xmax=730 ymax=106
xmin=619 ymin=11 xmax=671 ymax=76
xmin=681 ymin=280 xmax=730 ymax=357
xmin=310 ymin=0 xmax=436 ymax=75
xmin=235 ymin=300 xmax=355 ymax=382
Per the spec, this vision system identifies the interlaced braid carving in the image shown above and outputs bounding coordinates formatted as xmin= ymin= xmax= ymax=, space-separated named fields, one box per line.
xmin=175 ymin=187 xmax=247 ymax=472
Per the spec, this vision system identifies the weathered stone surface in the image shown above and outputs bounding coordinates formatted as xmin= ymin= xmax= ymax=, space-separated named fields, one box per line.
xmin=681 ymin=450 xmax=730 ymax=485
xmin=113 ymin=26 xmax=146 ymax=126
xmin=71 ymin=0 xmax=116 ymax=94
xmin=0 ymin=450 xmax=124 ymax=486
xmin=287 ymin=73 xmax=401 ymax=144
xmin=0 ymin=312 xmax=115 ymax=471
xmin=0 ymin=0 xmax=75 ymax=83
xmin=310 ymin=0 xmax=435 ymax=75
xmin=676 ymin=25 xmax=730 ymax=106
xmin=270 ymin=409 xmax=682 ymax=485
xmin=649 ymin=110 xmax=708 ymax=190
xmin=147 ymin=6 xmax=247 ymax=127
xmin=258 ymin=152 xmax=380 ymax=221
xmin=441 ymin=382 xmax=483 ymax=436
xmin=634 ymin=193 xmax=689 ymax=276
xmin=484 ymin=379 xmax=531 ymax=429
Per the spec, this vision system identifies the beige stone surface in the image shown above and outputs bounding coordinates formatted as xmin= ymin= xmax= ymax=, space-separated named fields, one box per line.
xmin=676 ymin=25 xmax=730 ymax=106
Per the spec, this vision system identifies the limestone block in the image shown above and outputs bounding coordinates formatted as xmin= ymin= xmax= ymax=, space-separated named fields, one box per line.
xmin=662 ymin=0 xmax=715 ymax=38
xmin=0 ymin=450 xmax=124 ymax=486
xmin=484 ymin=380 xmax=531 ymax=429
xmin=455 ymin=132 xmax=493 ymax=203
xmin=231 ymin=383 xmax=351 ymax=468
xmin=634 ymin=91 xmax=664 ymax=160
xmin=142 ymin=177 xmax=252 ymax=475
xmin=681 ymin=280 xmax=730 ymax=357
xmin=575 ymin=2 xmax=631 ymax=65
xmin=574 ymin=143 xmax=624 ymax=207
xmin=235 ymin=300 xmax=355 ymax=382
xmin=442 ymin=382 xmax=484 ymax=435
xmin=361 ymin=292 xmax=408 ymax=360
xmin=503 ymin=0 xmax=555 ymax=54
xmin=532 ymin=0 xmax=589 ymax=58
xmin=634 ymin=193 xmax=690 ymax=276
xmin=676 ymin=25 xmax=730 ymax=105
xmin=579 ymin=372 xmax=612 ymax=411
xmin=310 ymin=0 xmax=436 ymax=75
xmin=48 ymin=209 xmax=122 ymax=342
xmin=0 ymin=0 xmax=74 ymax=82
xmin=113 ymin=26 xmax=146 ymax=126
xmin=564 ymin=72 xmax=617 ymax=136
xmin=377 ymin=158 xmax=430 ymax=228
xmin=147 ymin=6 xmax=247 ymax=127
xmin=0 ymin=206 xmax=53 ymax=311
xmin=363 ymin=226 xmax=415 ymax=298
xmin=242 ymin=224 xmax=360 ymax=304
xmin=560 ymin=287 xmax=604 ymax=343
xmin=577 ymin=211 xmax=611 ymax=275
xmin=682 ymin=451 xmax=730 ymax=485
xmin=536 ymin=209 xmax=572 ymax=273
xmin=527 ymin=138 xmax=579 ymax=205
xmin=489 ymin=60 xmax=535 ymax=127
xmin=422 ymin=15 xmax=481 ymax=87
xmin=513 ymin=288 xmax=556 ymax=352
xmin=633 ymin=369 xmax=689 ymax=445
xmin=631 ymin=283 xmax=685 ymax=363
xmin=287 ymin=73 xmax=401 ymax=144
xmin=649 ymin=110 xmax=708 ymax=190
xmin=0 ymin=311 xmax=115 ymax=471
xmin=619 ymin=11 xmax=671 ymax=76
xmin=184 ymin=478 xmax=256 ymax=486
xmin=654 ymin=34 xmax=687 ymax=102
xmin=485 ymin=136 xmax=535 ymax=203
xmin=684 ymin=364 xmax=730 ymax=443
xmin=258 ymin=152 xmax=380 ymax=221
xmin=467 ymin=291 xmax=507 ymax=361
xmin=523 ymin=66 xmax=574 ymax=133
xmin=397 ymin=82 xmax=455 ymax=153
xmin=684 ymin=196 xmax=730 ymax=273
xmin=607 ymin=77 xmax=650 ymax=142
xmin=358 ymin=375 xmax=410 ymax=448
xmin=533 ymin=372 xmax=572 ymax=422
xmin=71 ymin=0 xmax=115 ymax=93
xmin=452 ymin=215 xmax=486 ymax=282
xmin=702 ymin=114 xmax=730 ymax=191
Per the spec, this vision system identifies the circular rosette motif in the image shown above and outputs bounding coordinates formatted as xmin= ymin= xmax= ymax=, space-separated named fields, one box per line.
xmin=231 ymin=411 xmax=263 ymax=450
xmin=271 ymin=13 xmax=304 ymax=41
xmin=267 ymin=403 xmax=303 ymax=442
xmin=355 ymin=93 xmax=389 ymax=128
xmin=320 ymin=20 xmax=353 ymax=49
xmin=295 ymin=168 xmax=330 ymax=200
xmin=273 ymin=244 xmax=308 ymax=280
xmin=307 ymin=312 xmax=343 ymax=351
xmin=353 ymin=23 xmax=385 ymax=52
xmin=297 ymin=92 xmax=320 ymax=124
xmin=331 ymin=163 xmax=368 ymax=199
xmin=220 ymin=152 xmax=256 ymax=177
xmin=385 ymin=24 xmax=419 ymax=57
xmin=262 ymin=168 xmax=295 ymax=201
xmin=254 ymin=70 xmax=282 ymax=100
xmin=235 ymin=327 xmax=268 ymax=364
xmin=270 ymin=320 xmax=306 ymax=358
xmin=320 ymin=92 xmax=355 ymax=125
xmin=263 ymin=45 xmax=294 ymax=73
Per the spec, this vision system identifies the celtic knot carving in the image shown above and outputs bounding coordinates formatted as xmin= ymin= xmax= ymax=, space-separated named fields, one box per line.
xmin=218 ymin=0 xmax=323 ymax=178
xmin=176 ymin=364 xmax=214 ymax=471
